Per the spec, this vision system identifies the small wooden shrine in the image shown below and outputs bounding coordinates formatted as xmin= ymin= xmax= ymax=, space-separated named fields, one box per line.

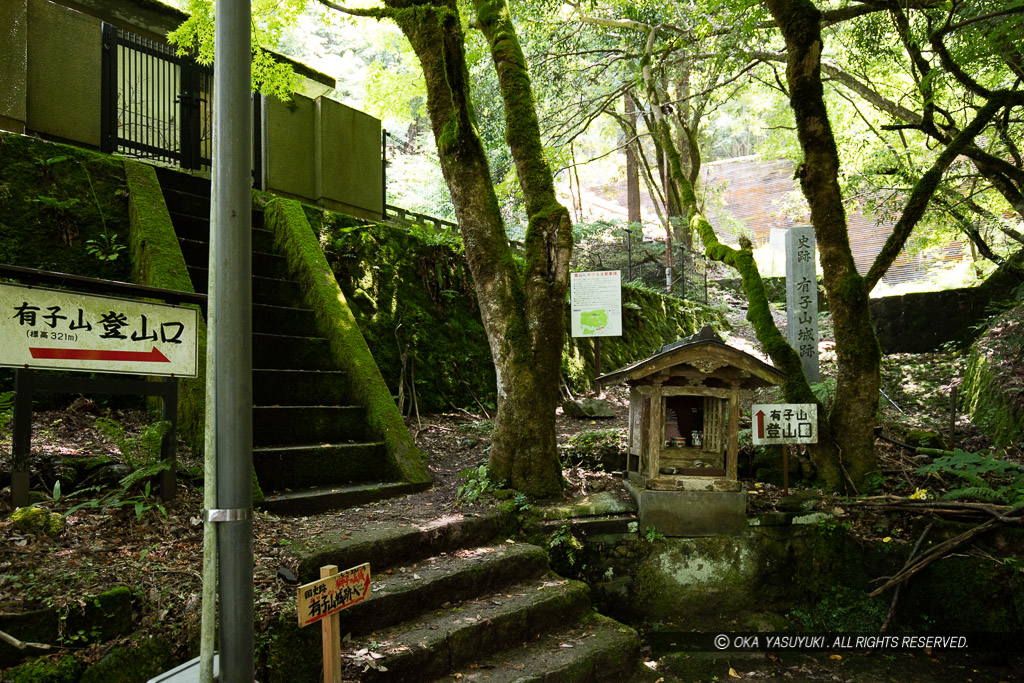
xmin=599 ymin=327 xmax=785 ymax=498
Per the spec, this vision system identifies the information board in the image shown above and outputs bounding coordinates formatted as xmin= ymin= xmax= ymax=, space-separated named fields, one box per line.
xmin=570 ymin=270 xmax=622 ymax=338
xmin=0 ymin=282 xmax=199 ymax=377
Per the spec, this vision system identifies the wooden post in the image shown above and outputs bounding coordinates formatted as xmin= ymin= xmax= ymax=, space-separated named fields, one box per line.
xmin=321 ymin=565 xmax=342 ymax=683
xmin=594 ymin=338 xmax=602 ymax=393
xmin=726 ymin=387 xmax=739 ymax=481
xmin=949 ymin=385 xmax=958 ymax=443
xmin=11 ymin=369 xmax=34 ymax=509
xmin=782 ymin=445 xmax=790 ymax=496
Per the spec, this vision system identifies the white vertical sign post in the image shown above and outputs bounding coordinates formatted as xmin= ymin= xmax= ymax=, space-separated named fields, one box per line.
xmin=785 ymin=226 xmax=819 ymax=384
xmin=570 ymin=271 xmax=622 ymax=389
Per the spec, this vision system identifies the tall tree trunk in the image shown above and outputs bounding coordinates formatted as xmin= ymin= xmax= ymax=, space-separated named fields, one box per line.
xmin=764 ymin=0 xmax=880 ymax=488
xmin=625 ymin=93 xmax=642 ymax=225
xmin=388 ymin=0 xmax=570 ymax=497
xmin=474 ymin=0 xmax=573 ymax=495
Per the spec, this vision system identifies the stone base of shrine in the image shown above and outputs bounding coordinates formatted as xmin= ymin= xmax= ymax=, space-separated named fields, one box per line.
xmin=624 ymin=479 xmax=746 ymax=537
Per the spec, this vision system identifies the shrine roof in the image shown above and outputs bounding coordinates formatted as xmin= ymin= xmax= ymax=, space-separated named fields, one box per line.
xmin=597 ymin=326 xmax=786 ymax=389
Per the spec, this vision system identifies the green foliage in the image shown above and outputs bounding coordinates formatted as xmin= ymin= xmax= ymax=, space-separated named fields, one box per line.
xmin=561 ymin=428 xmax=626 ymax=471
xmin=85 ymin=231 xmax=125 ymax=261
xmin=93 ymin=417 xmax=170 ymax=470
xmin=916 ymin=449 xmax=1024 ymax=505
xmin=643 ymin=526 xmax=666 ymax=542
xmin=65 ymin=480 xmax=168 ymax=521
xmin=545 ymin=521 xmax=583 ymax=568
xmin=809 ymin=377 xmax=836 ymax=407
xmin=455 ymin=464 xmax=503 ymax=505
xmin=458 ymin=419 xmax=495 ymax=436
xmin=0 ymin=390 xmax=13 ymax=437
xmin=789 ymin=585 xmax=887 ymax=632
xmin=0 ymin=133 xmax=130 ymax=281
xmin=168 ymin=0 xmax=301 ymax=100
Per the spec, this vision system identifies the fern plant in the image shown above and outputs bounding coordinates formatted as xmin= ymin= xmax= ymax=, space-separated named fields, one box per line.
xmin=916 ymin=449 xmax=1024 ymax=505
xmin=94 ymin=417 xmax=170 ymax=469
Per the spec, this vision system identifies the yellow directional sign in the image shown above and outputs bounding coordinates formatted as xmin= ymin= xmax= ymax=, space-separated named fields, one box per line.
xmin=297 ymin=563 xmax=371 ymax=628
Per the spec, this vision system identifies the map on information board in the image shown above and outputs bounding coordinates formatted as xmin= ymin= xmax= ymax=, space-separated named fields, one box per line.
xmin=571 ymin=271 xmax=622 ymax=338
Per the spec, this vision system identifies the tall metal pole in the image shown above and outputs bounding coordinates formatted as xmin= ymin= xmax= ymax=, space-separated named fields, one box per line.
xmin=212 ymin=0 xmax=254 ymax=680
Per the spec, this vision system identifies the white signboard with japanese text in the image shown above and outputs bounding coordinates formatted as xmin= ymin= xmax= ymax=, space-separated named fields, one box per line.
xmin=751 ymin=403 xmax=818 ymax=445
xmin=570 ymin=270 xmax=622 ymax=338
xmin=0 ymin=283 xmax=199 ymax=377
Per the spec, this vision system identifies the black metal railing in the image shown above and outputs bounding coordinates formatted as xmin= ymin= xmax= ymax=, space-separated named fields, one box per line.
xmin=100 ymin=23 xmax=262 ymax=184
xmin=0 ymin=263 xmax=207 ymax=310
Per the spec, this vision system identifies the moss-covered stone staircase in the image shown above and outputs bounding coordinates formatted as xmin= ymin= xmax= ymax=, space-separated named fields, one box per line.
xmin=154 ymin=167 xmax=427 ymax=514
xmin=265 ymin=506 xmax=641 ymax=682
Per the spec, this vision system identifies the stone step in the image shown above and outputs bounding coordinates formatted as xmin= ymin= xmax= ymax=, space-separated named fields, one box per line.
xmin=252 ymin=303 xmax=319 ymax=337
xmin=253 ymin=333 xmax=333 ymax=370
xmin=253 ymin=442 xmax=392 ymax=491
xmin=537 ymin=514 xmax=639 ymax=543
xmin=345 ymin=543 xmax=552 ymax=637
xmin=160 ymin=186 xmax=210 ymax=218
xmin=168 ymin=213 xmax=272 ymax=250
xmin=259 ymin=481 xmax=425 ymax=516
xmin=253 ymin=369 xmax=348 ymax=405
xmin=187 ymin=267 xmax=301 ymax=307
xmin=352 ymin=575 xmax=592 ymax=681
xmin=177 ymin=237 xmax=288 ymax=279
xmin=294 ymin=506 xmax=518 ymax=580
xmin=437 ymin=612 xmax=640 ymax=683
xmin=153 ymin=165 xmax=210 ymax=196
xmin=252 ymin=405 xmax=369 ymax=446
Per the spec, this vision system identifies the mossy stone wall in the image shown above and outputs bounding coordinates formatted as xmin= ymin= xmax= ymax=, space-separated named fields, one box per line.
xmin=579 ymin=520 xmax=1023 ymax=634
xmin=313 ymin=211 xmax=496 ymax=413
xmin=316 ymin=211 xmax=730 ymax=407
xmin=123 ymin=160 xmax=206 ymax=452
xmin=960 ymin=304 xmax=1024 ymax=445
xmin=0 ymin=133 xmax=130 ymax=395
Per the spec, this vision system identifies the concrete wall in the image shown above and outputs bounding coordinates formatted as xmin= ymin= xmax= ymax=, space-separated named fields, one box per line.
xmin=262 ymin=94 xmax=384 ymax=221
xmin=0 ymin=0 xmax=29 ymax=134
xmin=27 ymin=0 xmax=103 ymax=147
xmin=314 ymin=97 xmax=383 ymax=220
xmin=263 ymin=95 xmax=317 ymax=202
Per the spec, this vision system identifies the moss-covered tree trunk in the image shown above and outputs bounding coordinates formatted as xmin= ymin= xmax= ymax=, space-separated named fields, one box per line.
xmin=385 ymin=0 xmax=570 ymax=496
xmin=764 ymin=0 xmax=880 ymax=487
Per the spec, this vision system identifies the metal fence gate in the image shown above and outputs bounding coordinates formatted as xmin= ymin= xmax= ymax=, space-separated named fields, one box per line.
xmin=100 ymin=23 xmax=261 ymax=180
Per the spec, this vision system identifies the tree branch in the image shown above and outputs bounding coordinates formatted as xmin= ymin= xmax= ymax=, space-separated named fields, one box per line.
xmin=865 ymin=93 xmax=1009 ymax=290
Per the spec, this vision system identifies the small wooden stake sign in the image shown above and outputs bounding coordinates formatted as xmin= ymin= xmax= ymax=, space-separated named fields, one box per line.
xmin=297 ymin=563 xmax=371 ymax=683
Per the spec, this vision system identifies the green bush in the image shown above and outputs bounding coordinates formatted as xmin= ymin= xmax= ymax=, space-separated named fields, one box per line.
xmin=561 ymin=428 xmax=627 ymax=472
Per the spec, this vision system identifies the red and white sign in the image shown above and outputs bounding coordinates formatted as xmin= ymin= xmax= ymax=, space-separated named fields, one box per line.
xmin=0 ymin=282 xmax=198 ymax=377
xmin=751 ymin=403 xmax=818 ymax=445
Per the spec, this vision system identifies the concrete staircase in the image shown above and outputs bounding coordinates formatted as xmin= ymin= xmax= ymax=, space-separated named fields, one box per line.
xmin=286 ymin=507 xmax=641 ymax=682
xmin=154 ymin=167 xmax=422 ymax=514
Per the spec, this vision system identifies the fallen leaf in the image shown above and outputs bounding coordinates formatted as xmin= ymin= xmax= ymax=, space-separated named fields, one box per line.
xmin=728 ymin=667 xmax=741 ymax=678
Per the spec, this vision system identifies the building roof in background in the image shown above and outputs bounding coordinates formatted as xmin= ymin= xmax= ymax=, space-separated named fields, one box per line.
xmin=700 ymin=157 xmax=965 ymax=286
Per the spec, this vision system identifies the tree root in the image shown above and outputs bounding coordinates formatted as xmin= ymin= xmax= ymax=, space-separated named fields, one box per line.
xmin=868 ymin=505 xmax=1024 ymax=598
xmin=879 ymin=522 xmax=933 ymax=632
